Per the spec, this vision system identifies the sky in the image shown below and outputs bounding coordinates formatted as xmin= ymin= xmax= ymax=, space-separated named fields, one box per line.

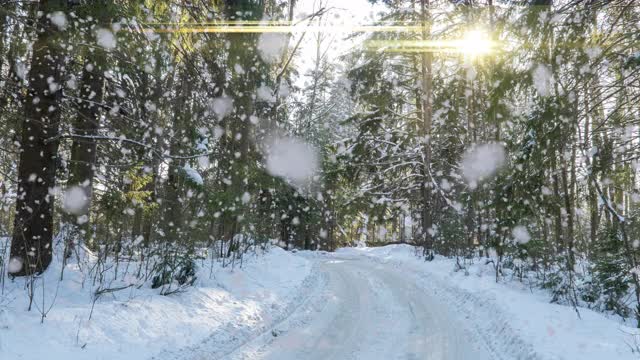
xmin=293 ymin=0 xmax=387 ymax=82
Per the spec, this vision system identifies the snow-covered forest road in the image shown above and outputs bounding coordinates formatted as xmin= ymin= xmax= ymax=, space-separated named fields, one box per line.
xmin=219 ymin=254 xmax=491 ymax=360
xmin=4 ymin=244 xmax=636 ymax=360
xmin=170 ymin=246 xmax=637 ymax=360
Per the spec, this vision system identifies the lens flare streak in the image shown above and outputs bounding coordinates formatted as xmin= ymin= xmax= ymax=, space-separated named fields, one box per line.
xmin=140 ymin=22 xmax=498 ymax=55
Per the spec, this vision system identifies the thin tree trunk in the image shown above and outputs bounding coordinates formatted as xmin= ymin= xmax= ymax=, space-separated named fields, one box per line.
xmin=164 ymin=70 xmax=191 ymax=241
xmin=561 ymin=148 xmax=575 ymax=270
xmin=419 ymin=0 xmax=434 ymax=258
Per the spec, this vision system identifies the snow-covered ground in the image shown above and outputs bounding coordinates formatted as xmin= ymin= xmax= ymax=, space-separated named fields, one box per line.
xmin=334 ymin=245 xmax=640 ymax=360
xmin=221 ymin=253 xmax=491 ymax=360
xmin=2 ymin=244 xmax=638 ymax=360
xmin=0 ymin=245 xmax=314 ymax=360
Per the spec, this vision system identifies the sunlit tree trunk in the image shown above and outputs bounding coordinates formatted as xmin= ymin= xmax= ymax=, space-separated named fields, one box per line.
xmin=419 ymin=0 xmax=434 ymax=258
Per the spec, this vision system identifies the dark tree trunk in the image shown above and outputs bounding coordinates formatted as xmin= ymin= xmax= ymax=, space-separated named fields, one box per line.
xmin=65 ymin=56 xmax=105 ymax=239
xmin=0 ymin=8 xmax=6 ymax=77
xmin=10 ymin=0 xmax=67 ymax=276
xmin=164 ymin=70 xmax=191 ymax=241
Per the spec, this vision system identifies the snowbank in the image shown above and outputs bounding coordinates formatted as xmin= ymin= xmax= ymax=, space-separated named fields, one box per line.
xmin=0 ymin=246 xmax=313 ymax=360
xmin=336 ymin=245 xmax=640 ymax=360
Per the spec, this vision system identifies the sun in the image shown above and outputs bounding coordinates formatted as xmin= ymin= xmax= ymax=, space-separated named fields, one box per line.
xmin=455 ymin=30 xmax=495 ymax=56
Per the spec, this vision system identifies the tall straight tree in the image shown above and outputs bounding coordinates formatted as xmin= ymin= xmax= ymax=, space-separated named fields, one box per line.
xmin=10 ymin=0 xmax=68 ymax=276
xmin=65 ymin=1 xmax=113 ymax=246
xmin=419 ymin=0 xmax=434 ymax=258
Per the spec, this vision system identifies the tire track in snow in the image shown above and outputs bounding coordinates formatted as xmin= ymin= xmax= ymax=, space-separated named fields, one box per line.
xmin=224 ymin=257 xmax=492 ymax=360
xmin=155 ymin=261 xmax=325 ymax=360
xmin=351 ymin=250 xmax=541 ymax=360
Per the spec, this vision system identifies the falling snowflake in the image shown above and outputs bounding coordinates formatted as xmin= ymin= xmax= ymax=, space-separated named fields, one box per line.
xmin=265 ymin=136 xmax=319 ymax=188
xmin=62 ymin=186 xmax=88 ymax=215
xmin=532 ymin=64 xmax=554 ymax=97
xmin=50 ymin=11 xmax=67 ymax=30
xmin=7 ymin=257 xmax=23 ymax=274
xmin=96 ymin=28 xmax=116 ymax=50
xmin=460 ymin=143 xmax=506 ymax=188
xmin=512 ymin=225 xmax=531 ymax=244
xmin=257 ymin=33 xmax=287 ymax=64
xmin=210 ymin=96 xmax=234 ymax=120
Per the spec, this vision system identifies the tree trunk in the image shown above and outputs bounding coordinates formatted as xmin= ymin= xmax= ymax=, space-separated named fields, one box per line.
xmin=10 ymin=0 xmax=67 ymax=276
xmin=65 ymin=55 xmax=106 ymax=244
xmin=419 ymin=0 xmax=434 ymax=258
xmin=561 ymin=148 xmax=575 ymax=270
xmin=164 ymin=70 xmax=191 ymax=241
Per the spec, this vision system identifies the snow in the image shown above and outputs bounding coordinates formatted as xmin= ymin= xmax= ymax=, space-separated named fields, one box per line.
xmin=14 ymin=61 xmax=26 ymax=81
xmin=49 ymin=11 xmax=67 ymax=30
xmin=221 ymin=253 xmax=485 ymax=360
xmin=532 ymin=63 xmax=554 ymax=97
xmin=512 ymin=225 xmax=531 ymax=244
xmin=62 ymin=186 xmax=88 ymax=215
xmin=2 ymin=240 xmax=635 ymax=360
xmin=233 ymin=63 xmax=245 ymax=75
xmin=277 ymin=81 xmax=290 ymax=98
xmin=197 ymin=155 xmax=210 ymax=168
xmin=210 ymin=96 xmax=234 ymax=120
xmin=585 ymin=47 xmax=602 ymax=60
xmin=66 ymin=75 xmax=78 ymax=90
xmin=96 ymin=28 xmax=116 ymax=50
xmin=460 ymin=143 xmax=506 ymax=188
xmin=257 ymin=33 xmax=288 ymax=64
xmin=0 ymin=243 xmax=313 ymax=360
xmin=256 ymin=85 xmax=276 ymax=103
xmin=183 ymin=165 xmax=204 ymax=185
xmin=265 ymin=137 xmax=319 ymax=188
xmin=334 ymin=245 xmax=639 ymax=360
xmin=7 ymin=257 xmax=23 ymax=273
